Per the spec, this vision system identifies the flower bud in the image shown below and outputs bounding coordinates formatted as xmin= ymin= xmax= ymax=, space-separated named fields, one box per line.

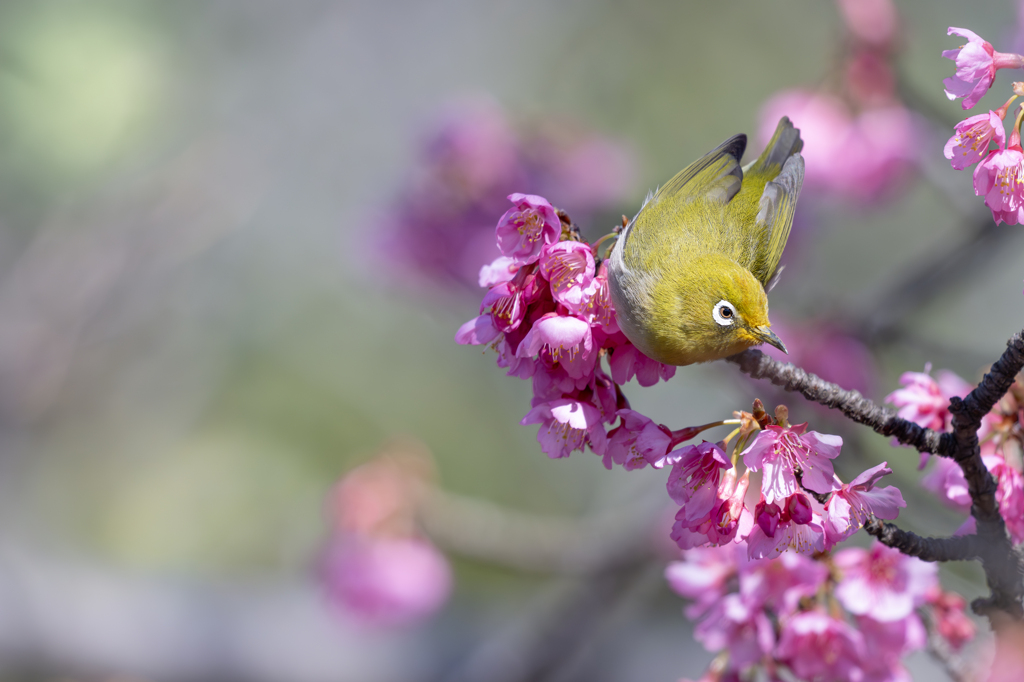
xmin=786 ymin=493 xmax=814 ymax=525
xmin=755 ymin=499 xmax=782 ymax=538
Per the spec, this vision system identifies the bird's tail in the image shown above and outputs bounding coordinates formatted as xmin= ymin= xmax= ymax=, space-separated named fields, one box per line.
xmin=744 ymin=117 xmax=803 ymax=176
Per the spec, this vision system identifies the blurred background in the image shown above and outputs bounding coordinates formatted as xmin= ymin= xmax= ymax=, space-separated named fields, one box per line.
xmin=0 ymin=0 xmax=1022 ymax=680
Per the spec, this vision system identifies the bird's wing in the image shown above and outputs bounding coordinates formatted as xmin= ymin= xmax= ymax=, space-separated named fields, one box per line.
xmin=747 ymin=153 xmax=804 ymax=286
xmin=650 ymin=134 xmax=747 ymax=208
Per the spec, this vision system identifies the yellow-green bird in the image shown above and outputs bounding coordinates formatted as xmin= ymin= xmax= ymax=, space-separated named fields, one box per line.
xmin=607 ymin=117 xmax=803 ymax=366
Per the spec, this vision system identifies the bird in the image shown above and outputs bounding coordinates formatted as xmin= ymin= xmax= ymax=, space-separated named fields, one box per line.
xmin=607 ymin=117 xmax=804 ymax=366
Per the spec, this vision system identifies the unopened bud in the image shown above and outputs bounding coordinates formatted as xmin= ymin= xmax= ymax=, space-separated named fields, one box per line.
xmin=1014 ymin=81 xmax=1024 ymax=97
xmin=752 ymin=399 xmax=770 ymax=429
xmin=775 ymin=405 xmax=790 ymax=428
xmin=786 ymin=493 xmax=813 ymax=525
xmin=755 ymin=500 xmax=781 ymax=538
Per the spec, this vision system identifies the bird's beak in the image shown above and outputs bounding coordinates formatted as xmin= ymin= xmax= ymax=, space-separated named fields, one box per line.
xmin=756 ymin=326 xmax=787 ymax=354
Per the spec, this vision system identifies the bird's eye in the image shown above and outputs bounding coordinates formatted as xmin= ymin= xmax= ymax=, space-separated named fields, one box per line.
xmin=712 ymin=300 xmax=735 ymax=327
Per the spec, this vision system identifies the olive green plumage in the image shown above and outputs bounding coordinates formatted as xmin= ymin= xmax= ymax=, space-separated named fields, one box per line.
xmin=608 ymin=117 xmax=804 ymax=366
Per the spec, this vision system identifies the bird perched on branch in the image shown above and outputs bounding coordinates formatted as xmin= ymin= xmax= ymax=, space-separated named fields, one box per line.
xmin=607 ymin=117 xmax=804 ymax=366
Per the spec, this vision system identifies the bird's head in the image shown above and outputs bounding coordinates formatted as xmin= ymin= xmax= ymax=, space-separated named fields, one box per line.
xmin=647 ymin=253 xmax=786 ymax=365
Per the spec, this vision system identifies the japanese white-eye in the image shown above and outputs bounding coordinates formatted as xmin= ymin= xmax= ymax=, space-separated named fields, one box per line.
xmin=607 ymin=117 xmax=804 ymax=366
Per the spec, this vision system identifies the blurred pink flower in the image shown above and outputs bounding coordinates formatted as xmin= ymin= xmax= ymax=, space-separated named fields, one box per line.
xmin=665 ymin=545 xmax=739 ymax=618
xmin=694 ymin=594 xmax=775 ymax=669
xmin=926 ymin=587 xmax=975 ymax=652
xmin=322 ymin=534 xmax=453 ymax=628
xmin=741 ymin=423 xmax=842 ymax=503
xmin=776 ymin=611 xmax=864 ymax=682
xmin=943 ymin=27 xmax=1024 ymax=110
xmin=945 ymin=110 xmax=1007 ymax=170
xmin=758 ymin=90 xmax=916 ymax=201
xmin=825 ymin=462 xmax=906 ymax=544
xmin=921 ymin=456 xmax=971 ymax=511
xmin=834 ymin=543 xmax=937 ymax=621
xmin=836 ymin=0 xmax=899 ymax=48
xmin=886 ymin=365 xmax=972 ymax=468
xmin=738 ymin=551 xmax=828 ymax=616
xmin=856 ymin=614 xmax=925 ymax=682
xmin=496 ymin=193 xmax=561 ymax=266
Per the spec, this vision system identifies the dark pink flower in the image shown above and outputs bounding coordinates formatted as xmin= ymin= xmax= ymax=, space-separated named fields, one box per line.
xmin=667 ymin=441 xmax=732 ymax=515
xmin=604 ymin=408 xmax=672 ymax=470
xmin=608 ymin=342 xmax=676 ymax=387
xmin=943 ymin=27 xmax=1024 ymax=110
xmin=321 ymin=534 xmax=452 ymax=628
xmin=834 ymin=543 xmax=937 ymax=621
xmin=825 ymin=462 xmax=906 ymax=544
xmin=776 ymin=611 xmax=864 ymax=682
xmin=741 ymin=423 xmax=842 ymax=503
xmin=974 ymin=144 xmax=1024 ymax=225
xmin=480 ymin=281 xmax=528 ymax=332
xmin=578 ymin=261 xmax=619 ymax=333
xmin=520 ymin=398 xmax=607 ymax=459
xmin=539 ymin=241 xmax=595 ymax=313
xmin=926 ymin=587 xmax=975 ymax=652
xmin=945 ymin=110 xmax=1007 ymax=170
xmin=495 ymin=193 xmax=560 ymax=266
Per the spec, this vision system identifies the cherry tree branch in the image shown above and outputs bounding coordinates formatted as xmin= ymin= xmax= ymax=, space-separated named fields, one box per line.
xmin=725 ymin=350 xmax=952 ymax=455
xmin=731 ymin=330 xmax=1024 ymax=621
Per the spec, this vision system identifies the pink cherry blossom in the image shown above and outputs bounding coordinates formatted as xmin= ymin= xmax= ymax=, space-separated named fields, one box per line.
xmin=608 ymin=342 xmax=676 ymax=387
xmin=455 ymin=314 xmax=501 ymax=346
xmin=825 ymin=462 xmax=906 ymax=544
xmin=671 ymin=469 xmax=751 ymax=550
xmin=520 ymin=398 xmax=607 ymax=459
xmin=495 ymin=193 xmax=560 ymax=265
xmin=739 ymin=551 xmax=828 ymax=616
xmin=665 ymin=545 xmax=739 ymax=618
xmin=973 ymin=144 xmax=1024 ymax=225
xmin=694 ymin=593 xmax=775 ymax=669
xmin=539 ymin=241 xmax=595 ymax=313
xmin=943 ymin=27 xmax=1024 ymax=110
xmin=604 ymin=408 xmax=672 ymax=470
xmin=834 ymin=543 xmax=937 ymax=622
xmin=578 ymin=261 xmax=619 ymax=333
xmin=516 ymin=312 xmax=595 ymax=380
xmin=856 ymin=614 xmax=925 ymax=682
xmin=746 ymin=494 xmax=826 ymax=560
xmin=478 ymin=255 xmax=517 ymax=288
xmin=741 ymin=423 xmax=842 ymax=503
xmin=776 ymin=611 xmax=865 ymax=682
xmin=945 ymin=110 xmax=1007 ymax=170
xmin=321 ymin=534 xmax=453 ymax=628
xmin=989 ymin=454 xmax=1024 ymax=543
xmin=667 ymin=441 xmax=732 ymax=515
xmin=886 ymin=365 xmax=972 ymax=432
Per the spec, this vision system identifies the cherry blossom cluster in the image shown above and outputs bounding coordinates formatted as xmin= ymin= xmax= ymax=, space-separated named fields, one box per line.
xmin=319 ymin=441 xmax=452 ymax=627
xmin=667 ymin=542 xmax=974 ymax=682
xmin=372 ymin=99 xmax=634 ymax=288
xmin=758 ymin=0 xmax=916 ymax=202
xmin=888 ymin=366 xmax=1024 ymax=543
xmin=456 ymin=194 xmax=909 ymax=563
xmin=941 ymin=27 xmax=1024 ymax=224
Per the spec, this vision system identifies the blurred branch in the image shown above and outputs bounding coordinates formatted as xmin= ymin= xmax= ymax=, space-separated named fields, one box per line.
xmin=420 ymin=490 xmax=662 ymax=575
xmin=922 ymin=608 xmax=975 ymax=682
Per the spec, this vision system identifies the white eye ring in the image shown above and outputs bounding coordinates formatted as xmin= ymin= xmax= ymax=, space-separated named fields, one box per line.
xmin=712 ymin=300 xmax=735 ymax=327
